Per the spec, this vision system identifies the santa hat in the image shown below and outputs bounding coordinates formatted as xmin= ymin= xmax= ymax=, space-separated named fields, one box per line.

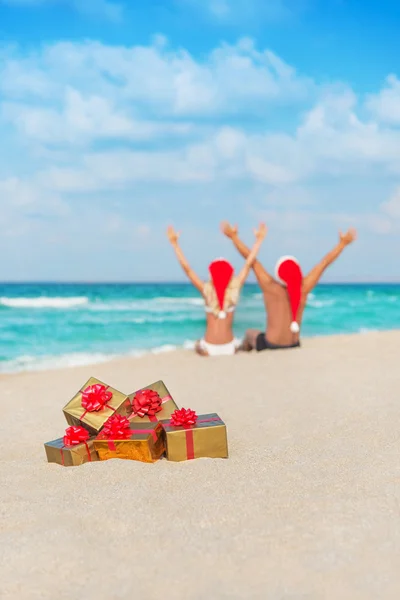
xmin=275 ymin=256 xmax=303 ymax=333
xmin=208 ymin=258 xmax=234 ymax=319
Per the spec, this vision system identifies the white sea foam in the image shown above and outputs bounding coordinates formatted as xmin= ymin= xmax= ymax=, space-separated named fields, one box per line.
xmin=0 ymin=342 xmax=195 ymax=374
xmin=89 ymin=297 xmax=204 ymax=312
xmin=150 ymin=344 xmax=178 ymax=354
xmin=0 ymin=351 xmax=113 ymax=374
xmin=0 ymin=296 xmax=89 ymax=309
xmin=153 ymin=297 xmax=204 ymax=306
xmin=307 ymin=299 xmax=335 ymax=308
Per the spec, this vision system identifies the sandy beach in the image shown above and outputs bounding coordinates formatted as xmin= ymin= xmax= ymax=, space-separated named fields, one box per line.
xmin=1 ymin=330 xmax=400 ymax=599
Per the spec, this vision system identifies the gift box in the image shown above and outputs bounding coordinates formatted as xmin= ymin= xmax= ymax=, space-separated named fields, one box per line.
xmin=63 ymin=377 xmax=131 ymax=436
xmin=93 ymin=414 xmax=165 ymax=463
xmin=44 ymin=426 xmax=98 ymax=467
xmin=161 ymin=409 xmax=228 ymax=462
xmin=128 ymin=380 xmax=178 ymax=423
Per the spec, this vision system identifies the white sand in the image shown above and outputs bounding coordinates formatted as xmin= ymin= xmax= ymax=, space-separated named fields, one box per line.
xmin=1 ymin=330 xmax=400 ymax=599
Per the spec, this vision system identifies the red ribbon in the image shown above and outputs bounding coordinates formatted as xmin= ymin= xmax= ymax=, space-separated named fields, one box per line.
xmin=80 ymin=383 xmax=114 ymax=419
xmin=60 ymin=426 xmax=91 ymax=465
xmin=99 ymin=414 xmax=158 ymax=451
xmin=131 ymin=391 xmax=172 ymax=422
xmin=166 ymin=411 xmax=221 ymax=460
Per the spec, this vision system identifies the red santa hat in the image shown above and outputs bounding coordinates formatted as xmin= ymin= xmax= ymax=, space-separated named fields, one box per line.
xmin=275 ymin=256 xmax=303 ymax=333
xmin=208 ymin=258 xmax=234 ymax=319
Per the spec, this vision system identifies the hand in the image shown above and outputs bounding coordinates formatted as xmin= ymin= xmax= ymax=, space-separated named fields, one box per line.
xmin=254 ymin=222 xmax=267 ymax=240
xmin=220 ymin=221 xmax=238 ymax=239
xmin=167 ymin=225 xmax=180 ymax=245
xmin=339 ymin=228 xmax=357 ymax=246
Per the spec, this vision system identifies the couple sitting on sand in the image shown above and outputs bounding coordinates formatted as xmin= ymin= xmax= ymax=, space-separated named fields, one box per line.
xmin=167 ymin=222 xmax=357 ymax=356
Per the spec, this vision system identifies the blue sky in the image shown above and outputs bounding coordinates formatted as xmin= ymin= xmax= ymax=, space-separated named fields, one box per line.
xmin=1 ymin=0 xmax=400 ymax=281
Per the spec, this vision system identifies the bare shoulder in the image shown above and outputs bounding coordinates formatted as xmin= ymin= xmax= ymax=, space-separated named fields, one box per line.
xmin=261 ymin=279 xmax=283 ymax=296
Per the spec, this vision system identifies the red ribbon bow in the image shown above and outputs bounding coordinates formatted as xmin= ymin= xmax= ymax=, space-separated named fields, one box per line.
xmin=81 ymin=384 xmax=113 ymax=412
xmin=102 ymin=414 xmax=132 ymax=440
xmin=63 ymin=426 xmax=90 ymax=446
xmin=132 ymin=389 xmax=162 ymax=418
xmin=170 ymin=408 xmax=198 ymax=427
xmin=60 ymin=426 xmax=92 ymax=465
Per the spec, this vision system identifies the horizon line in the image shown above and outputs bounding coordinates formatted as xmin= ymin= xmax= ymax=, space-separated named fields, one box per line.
xmin=1 ymin=280 xmax=400 ymax=285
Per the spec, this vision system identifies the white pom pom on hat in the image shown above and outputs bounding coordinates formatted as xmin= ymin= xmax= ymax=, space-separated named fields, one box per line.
xmin=290 ymin=321 xmax=300 ymax=333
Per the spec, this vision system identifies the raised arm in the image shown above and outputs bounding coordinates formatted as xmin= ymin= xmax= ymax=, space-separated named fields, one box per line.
xmin=236 ymin=223 xmax=267 ymax=287
xmin=221 ymin=221 xmax=276 ymax=288
xmin=303 ymin=228 xmax=357 ymax=294
xmin=167 ymin=226 xmax=203 ymax=293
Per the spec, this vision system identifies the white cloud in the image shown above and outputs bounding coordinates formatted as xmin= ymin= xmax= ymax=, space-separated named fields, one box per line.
xmin=0 ymin=38 xmax=313 ymax=119
xmin=2 ymin=89 xmax=192 ymax=145
xmin=2 ymin=36 xmax=400 ymax=279
xmin=366 ymin=75 xmax=400 ymax=125
xmin=179 ymin=0 xmax=294 ymax=22
xmin=381 ymin=186 xmax=400 ymax=220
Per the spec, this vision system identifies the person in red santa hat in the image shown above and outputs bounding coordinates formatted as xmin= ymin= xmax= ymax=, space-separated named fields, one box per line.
xmin=221 ymin=222 xmax=357 ymax=351
xmin=167 ymin=223 xmax=267 ymax=356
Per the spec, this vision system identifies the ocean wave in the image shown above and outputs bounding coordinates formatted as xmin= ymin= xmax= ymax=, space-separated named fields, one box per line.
xmin=80 ymin=313 xmax=205 ymax=325
xmin=88 ymin=298 xmax=205 ymax=312
xmin=150 ymin=344 xmax=178 ymax=354
xmin=0 ymin=351 xmax=114 ymax=373
xmin=307 ymin=299 xmax=335 ymax=308
xmin=0 ymin=296 xmax=89 ymax=309
xmin=0 ymin=342 xmax=194 ymax=374
xmin=152 ymin=297 xmax=204 ymax=306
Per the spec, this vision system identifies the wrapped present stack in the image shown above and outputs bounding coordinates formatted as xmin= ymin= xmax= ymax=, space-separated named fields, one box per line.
xmin=44 ymin=377 xmax=228 ymax=467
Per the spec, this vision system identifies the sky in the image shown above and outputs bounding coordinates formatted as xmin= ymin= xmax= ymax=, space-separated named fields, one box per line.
xmin=1 ymin=0 xmax=400 ymax=282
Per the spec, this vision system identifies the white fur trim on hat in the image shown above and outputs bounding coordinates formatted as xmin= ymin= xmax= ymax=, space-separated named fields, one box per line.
xmin=290 ymin=321 xmax=300 ymax=333
xmin=274 ymin=255 xmax=300 ymax=286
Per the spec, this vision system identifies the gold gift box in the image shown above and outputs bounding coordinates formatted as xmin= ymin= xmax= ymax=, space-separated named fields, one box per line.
xmin=128 ymin=380 xmax=178 ymax=423
xmin=63 ymin=377 xmax=131 ymax=436
xmin=44 ymin=437 xmax=99 ymax=467
xmin=161 ymin=413 xmax=228 ymax=462
xmin=93 ymin=422 xmax=165 ymax=463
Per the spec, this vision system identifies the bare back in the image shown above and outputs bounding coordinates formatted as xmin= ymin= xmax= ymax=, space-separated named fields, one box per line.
xmin=204 ymin=311 xmax=235 ymax=344
xmin=262 ymin=281 xmax=308 ymax=346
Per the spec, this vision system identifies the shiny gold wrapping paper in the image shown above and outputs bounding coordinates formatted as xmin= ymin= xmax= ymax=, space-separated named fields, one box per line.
xmin=63 ymin=377 xmax=131 ymax=436
xmin=161 ymin=413 xmax=228 ymax=462
xmin=128 ymin=380 xmax=178 ymax=423
xmin=44 ymin=437 xmax=99 ymax=467
xmin=93 ymin=422 xmax=165 ymax=463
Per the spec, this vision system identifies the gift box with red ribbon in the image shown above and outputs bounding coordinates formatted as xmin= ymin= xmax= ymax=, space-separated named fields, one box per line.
xmin=161 ymin=408 xmax=228 ymax=462
xmin=44 ymin=426 xmax=99 ymax=467
xmin=128 ymin=380 xmax=178 ymax=423
xmin=93 ymin=414 xmax=165 ymax=463
xmin=63 ymin=377 xmax=131 ymax=436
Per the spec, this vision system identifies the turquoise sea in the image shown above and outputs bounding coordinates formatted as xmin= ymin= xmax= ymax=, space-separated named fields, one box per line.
xmin=0 ymin=282 xmax=399 ymax=373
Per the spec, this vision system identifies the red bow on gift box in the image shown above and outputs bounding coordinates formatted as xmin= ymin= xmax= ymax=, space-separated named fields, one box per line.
xmin=102 ymin=414 xmax=132 ymax=440
xmin=132 ymin=389 xmax=162 ymax=418
xmin=170 ymin=408 xmax=198 ymax=427
xmin=60 ymin=426 xmax=91 ymax=465
xmin=81 ymin=384 xmax=113 ymax=412
xmin=63 ymin=426 xmax=90 ymax=446
xmin=100 ymin=414 xmax=158 ymax=450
